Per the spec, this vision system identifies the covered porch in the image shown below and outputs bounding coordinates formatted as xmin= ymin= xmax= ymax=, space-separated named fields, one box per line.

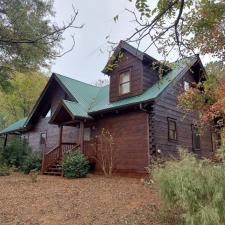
xmin=41 ymin=100 xmax=97 ymax=175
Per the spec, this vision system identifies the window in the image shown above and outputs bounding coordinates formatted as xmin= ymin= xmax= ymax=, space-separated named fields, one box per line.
xmin=119 ymin=71 xmax=130 ymax=95
xmin=168 ymin=118 xmax=177 ymax=141
xmin=192 ymin=125 xmax=200 ymax=150
xmin=184 ymin=81 xmax=190 ymax=91
xmin=40 ymin=132 xmax=47 ymax=145
xmin=45 ymin=109 xmax=51 ymax=118
xmin=84 ymin=128 xmax=91 ymax=141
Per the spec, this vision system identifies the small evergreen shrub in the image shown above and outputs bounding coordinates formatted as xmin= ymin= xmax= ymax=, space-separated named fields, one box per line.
xmin=1 ymin=138 xmax=31 ymax=168
xmin=21 ymin=153 xmax=42 ymax=174
xmin=0 ymin=165 xmax=10 ymax=176
xmin=153 ymin=148 xmax=225 ymax=225
xmin=63 ymin=151 xmax=90 ymax=178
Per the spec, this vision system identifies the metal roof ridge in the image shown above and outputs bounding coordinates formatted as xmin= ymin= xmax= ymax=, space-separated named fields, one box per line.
xmin=54 ymin=73 xmax=101 ymax=89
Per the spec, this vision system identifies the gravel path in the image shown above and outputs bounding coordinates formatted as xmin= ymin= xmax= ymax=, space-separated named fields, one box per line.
xmin=0 ymin=173 xmax=158 ymax=225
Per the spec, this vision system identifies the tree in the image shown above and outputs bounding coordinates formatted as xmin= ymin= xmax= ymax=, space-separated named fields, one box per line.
xmin=177 ymin=61 xmax=225 ymax=129
xmin=116 ymin=0 xmax=225 ymax=129
xmin=93 ymin=78 xmax=109 ymax=87
xmin=122 ymin=0 xmax=224 ymax=60
xmin=0 ymin=71 xmax=48 ymax=128
xmin=0 ymin=0 xmax=81 ymax=90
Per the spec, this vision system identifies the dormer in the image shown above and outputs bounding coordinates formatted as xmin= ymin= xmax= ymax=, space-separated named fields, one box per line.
xmin=103 ymin=41 xmax=170 ymax=102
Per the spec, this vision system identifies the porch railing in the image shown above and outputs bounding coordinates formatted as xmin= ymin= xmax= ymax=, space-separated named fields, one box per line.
xmin=41 ymin=142 xmax=78 ymax=174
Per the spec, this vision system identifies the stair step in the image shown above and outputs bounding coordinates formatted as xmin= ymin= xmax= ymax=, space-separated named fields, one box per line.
xmin=43 ymin=171 xmax=62 ymax=176
xmin=48 ymin=168 xmax=62 ymax=172
xmin=49 ymin=165 xmax=62 ymax=169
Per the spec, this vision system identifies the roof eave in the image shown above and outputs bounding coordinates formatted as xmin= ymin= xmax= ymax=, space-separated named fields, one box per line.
xmin=89 ymin=99 xmax=155 ymax=115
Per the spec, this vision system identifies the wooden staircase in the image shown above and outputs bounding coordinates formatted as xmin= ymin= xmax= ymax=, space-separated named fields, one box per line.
xmin=43 ymin=161 xmax=62 ymax=176
xmin=41 ymin=143 xmax=79 ymax=176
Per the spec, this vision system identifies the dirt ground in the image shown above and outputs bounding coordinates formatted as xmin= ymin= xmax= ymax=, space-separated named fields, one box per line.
xmin=0 ymin=173 xmax=160 ymax=225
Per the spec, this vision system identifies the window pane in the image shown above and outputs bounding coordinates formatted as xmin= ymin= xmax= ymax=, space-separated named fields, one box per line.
xmin=184 ymin=81 xmax=190 ymax=91
xmin=40 ymin=133 xmax=47 ymax=145
xmin=168 ymin=119 xmax=177 ymax=140
xmin=120 ymin=72 xmax=130 ymax=83
xmin=84 ymin=128 xmax=91 ymax=141
xmin=120 ymin=82 xmax=130 ymax=94
xmin=192 ymin=126 xmax=200 ymax=150
xmin=169 ymin=121 xmax=176 ymax=130
xmin=169 ymin=130 xmax=174 ymax=139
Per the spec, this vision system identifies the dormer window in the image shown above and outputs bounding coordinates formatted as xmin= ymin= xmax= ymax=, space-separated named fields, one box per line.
xmin=119 ymin=71 xmax=130 ymax=95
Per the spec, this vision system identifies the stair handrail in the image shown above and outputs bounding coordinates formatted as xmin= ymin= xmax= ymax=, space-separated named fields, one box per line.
xmin=42 ymin=143 xmax=82 ymax=174
xmin=41 ymin=145 xmax=61 ymax=174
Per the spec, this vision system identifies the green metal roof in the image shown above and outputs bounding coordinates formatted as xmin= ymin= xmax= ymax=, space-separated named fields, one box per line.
xmin=63 ymin=100 xmax=92 ymax=119
xmin=0 ymin=56 xmax=197 ymax=134
xmin=90 ymin=57 xmax=197 ymax=113
xmin=0 ymin=117 xmax=27 ymax=135
xmin=55 ymin=57 xmax=196 ymax=114
xmin=55 ymin=74 xmax=100 ymax=111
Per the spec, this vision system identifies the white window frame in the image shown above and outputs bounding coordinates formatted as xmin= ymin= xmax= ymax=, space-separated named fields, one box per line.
xmin=119 ymin=71 xmax=131 ymax=95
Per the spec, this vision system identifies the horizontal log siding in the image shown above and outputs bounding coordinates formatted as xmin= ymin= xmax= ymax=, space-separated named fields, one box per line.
xmin=142 ymin=62 xmax=160 ymax=91
xmin=152 ymin=70 xmax=213 ymax=157
xmin=109 ymin=51 xmax=143 ymax=102
xmin=25 ymin=119 xmax=79 ymax=153
xmin=95 ymin=111 xmax=149 ymax=173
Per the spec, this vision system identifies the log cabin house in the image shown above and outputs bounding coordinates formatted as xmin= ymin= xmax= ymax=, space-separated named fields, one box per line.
xmin=0 ymin=41 xmax=215 ymax=175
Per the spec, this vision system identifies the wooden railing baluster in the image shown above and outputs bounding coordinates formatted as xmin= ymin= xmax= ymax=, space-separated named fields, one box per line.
xmin=41 ymin=142 xmax=80 ymax=174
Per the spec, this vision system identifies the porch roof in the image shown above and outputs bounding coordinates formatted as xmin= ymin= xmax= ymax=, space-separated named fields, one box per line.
xmin=0 ymin=117 xmax=27 ymax=135
xmin=63 ymin=100 xmax=92 ymax=119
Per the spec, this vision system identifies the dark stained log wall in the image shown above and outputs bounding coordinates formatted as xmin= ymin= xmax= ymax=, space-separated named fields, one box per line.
xmin=109 ymin=50 xmax=143 ymax=102
xmin=24 ymin=83 xmax=79 ymax=153
xmin=50 ymin=83 xmax=66 ymax=114
xmin=25 ymin=117 xmax=79 ymax=153
xmin=142 ymin=61 xmax=160 ymax=91
xmin=109 ymin=50 xmax=163 ymax=103
xmin=151 ymin=70 xmax=213 ymax=157
xmin=94 ymin=111 xmax=149 ymax=173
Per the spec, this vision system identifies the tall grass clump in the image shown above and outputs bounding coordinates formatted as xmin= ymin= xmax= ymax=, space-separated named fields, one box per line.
xmin=153 ymin=148 xmax=225 ymax=225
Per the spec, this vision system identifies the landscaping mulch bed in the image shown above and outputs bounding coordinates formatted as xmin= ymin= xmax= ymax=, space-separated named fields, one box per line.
xmin=0 ymin=173 xmax=160 ymax=225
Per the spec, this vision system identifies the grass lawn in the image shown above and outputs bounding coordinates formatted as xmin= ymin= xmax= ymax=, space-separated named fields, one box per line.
xmin=0 ymin=173 xmax=163 ymax=225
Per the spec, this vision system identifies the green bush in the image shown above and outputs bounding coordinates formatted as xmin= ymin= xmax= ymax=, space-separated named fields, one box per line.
xmin=153 ymin=148 xmax=225 ymax=225
xmin=63 ymin=151 xmax=90 ymax=178
xmin=0 ymin=165 xmax=10 ymax=176
xmin=1 ymin=138 xmax=31 ymax=168
xmin=21 ymin=153 xmax=42 ymax=174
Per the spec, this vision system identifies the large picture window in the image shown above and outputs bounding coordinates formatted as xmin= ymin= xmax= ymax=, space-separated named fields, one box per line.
xmin=168 ymin=118 xmax=177 ymax=141
xmin=119 ymin=71 xmax=130 ymax=95
xmin=192 ymin=125 xmax=200 ymax=150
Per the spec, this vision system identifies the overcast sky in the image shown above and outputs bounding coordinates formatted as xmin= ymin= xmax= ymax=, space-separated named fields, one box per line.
xmin=51 ymin=0 xmax=212 ymax=84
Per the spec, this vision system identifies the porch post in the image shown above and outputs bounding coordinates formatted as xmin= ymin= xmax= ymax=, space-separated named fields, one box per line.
xmin=59 ymin=125 xmax=63 ymax=158
xmin=3 ymin=134 xmax=8 ymax=148
xmin=59 ymin=125 xmax=63 ymax=145
xmin=79 ymin=121 xmax=84 ymax=152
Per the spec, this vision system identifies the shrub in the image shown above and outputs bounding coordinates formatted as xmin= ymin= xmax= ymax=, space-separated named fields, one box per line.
xmin=63 ymin=150 xmax=90 ymax=178
xmin=0 ymin=165 xmax=10 ymax=176
xmin=1 ymin=138 xmax=31 ymax=168
xmin=153 ymin=148 xmax=225 ymax=225
xmin=21 ymin=153 xmax=42 ymax=174
xmin=95 ymin=128 xmax=115 ymax=177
